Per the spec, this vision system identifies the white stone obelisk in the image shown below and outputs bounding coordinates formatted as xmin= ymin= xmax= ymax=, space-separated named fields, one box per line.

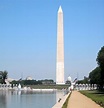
xmin=56 ymin=6 xmax=64 ymax=84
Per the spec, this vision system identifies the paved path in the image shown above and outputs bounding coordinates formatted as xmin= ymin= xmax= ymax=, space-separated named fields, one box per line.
xmin=67 ymin=91 xmax=102 ymax=108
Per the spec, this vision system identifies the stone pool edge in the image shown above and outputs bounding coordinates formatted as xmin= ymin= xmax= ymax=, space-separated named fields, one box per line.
xmin=52 ymin=92 xmax=71 ymax=108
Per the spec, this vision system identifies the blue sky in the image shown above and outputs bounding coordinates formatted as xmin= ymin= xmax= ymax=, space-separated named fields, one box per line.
xmin=0 ymin=0 xmax=104 ymax=81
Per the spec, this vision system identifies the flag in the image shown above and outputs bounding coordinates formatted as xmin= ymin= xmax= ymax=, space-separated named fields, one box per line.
xmin=73 ymin=78 xmax=77 ymax=83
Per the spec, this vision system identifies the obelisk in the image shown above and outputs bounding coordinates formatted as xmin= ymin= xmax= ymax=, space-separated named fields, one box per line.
xmin=56 ymin=6 xmax=64 ymax=84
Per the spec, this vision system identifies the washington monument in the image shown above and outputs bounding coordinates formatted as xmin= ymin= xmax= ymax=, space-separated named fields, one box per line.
xmin=56 ymin=6 xmax=64 ymax=84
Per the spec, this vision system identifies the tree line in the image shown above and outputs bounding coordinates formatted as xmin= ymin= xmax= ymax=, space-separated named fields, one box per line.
xmin=0 ymin=71 xmax=54 ymax=85
xmin=78 ymin=46 xmax=104 ymax=90
xmin=89 ymin=46 xmax=104 ymax=90
xmin=11 ymin=79 xmax=54 ymax=85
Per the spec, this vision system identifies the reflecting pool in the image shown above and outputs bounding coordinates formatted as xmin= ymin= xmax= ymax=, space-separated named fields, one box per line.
xmin=0 ymin=90 xmax=65 ymax=108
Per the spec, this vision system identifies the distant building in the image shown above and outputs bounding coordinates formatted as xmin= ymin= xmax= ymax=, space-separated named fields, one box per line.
xmin=65 ymin=76 xmax=72 ymax=85
xmin=5 ymin=78 xmax=16 ymax=84
xmin=26 ymin=76 xmax=33 ymax=80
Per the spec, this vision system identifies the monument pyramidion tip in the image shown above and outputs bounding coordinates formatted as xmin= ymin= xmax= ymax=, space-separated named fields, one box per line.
xmin=58 ymin=6 xmax=63 ymax=13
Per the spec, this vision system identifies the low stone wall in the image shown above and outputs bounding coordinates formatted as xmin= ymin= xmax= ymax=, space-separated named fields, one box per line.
xmin=52 ymin=92 xmax=70 ymax=108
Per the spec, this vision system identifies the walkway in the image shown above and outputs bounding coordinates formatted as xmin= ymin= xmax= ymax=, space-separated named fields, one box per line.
xmin=67 ymin=91 xmax=102 ymax=108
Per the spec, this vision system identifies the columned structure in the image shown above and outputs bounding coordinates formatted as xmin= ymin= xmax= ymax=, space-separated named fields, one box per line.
xmin=56 ymin=6 xmax=64 ymax=84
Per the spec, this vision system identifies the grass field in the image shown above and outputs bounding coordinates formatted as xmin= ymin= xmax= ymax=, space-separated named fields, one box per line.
xmin=80 ymin=90 xmax=104 ymax=108
xmin=23 ymin=84 xmax=69 ymax=90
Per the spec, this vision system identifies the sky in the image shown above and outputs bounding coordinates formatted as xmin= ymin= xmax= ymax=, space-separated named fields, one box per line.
xmin=0 ymin=0 xmax=104 ymax=81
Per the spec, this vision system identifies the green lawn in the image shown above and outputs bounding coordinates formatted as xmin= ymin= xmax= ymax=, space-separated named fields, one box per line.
xmin=23 ymin=84 xmax=69 ymax=90
xmin=80 ymin=90 xmax=104 ymax=108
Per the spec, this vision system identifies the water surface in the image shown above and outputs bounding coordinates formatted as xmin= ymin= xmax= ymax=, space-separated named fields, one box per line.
xmin=0 ymin=90 xmax=65 ymax=108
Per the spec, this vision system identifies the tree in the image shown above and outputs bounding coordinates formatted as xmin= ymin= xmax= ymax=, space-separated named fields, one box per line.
xmin=77 ymin=76 xmax=90 ymax=84
xmin=0 ymin=70 xmax=8 ymax=84
xmin=96 ymin=46 xmax=104 ymax=90
xmin=89 ymin=67 xmax=101 ymax=85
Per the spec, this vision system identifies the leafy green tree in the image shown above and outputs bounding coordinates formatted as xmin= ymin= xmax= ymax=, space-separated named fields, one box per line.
xmin=0 ymin=70 xmax=8 ymax=84
xmin=89 ymin=67 xmax=101 ymax=85
xmin=77 ymin=76 xmax=89 ymax=84
xmin=96 ymin=46 xmax=104 ymax=90
xmin=0 ymin=76 xmax=2 ymax=84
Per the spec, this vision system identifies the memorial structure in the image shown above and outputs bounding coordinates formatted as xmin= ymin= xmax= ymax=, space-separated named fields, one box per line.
xmin=56 ymin=6 xmax=64 ymax=84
